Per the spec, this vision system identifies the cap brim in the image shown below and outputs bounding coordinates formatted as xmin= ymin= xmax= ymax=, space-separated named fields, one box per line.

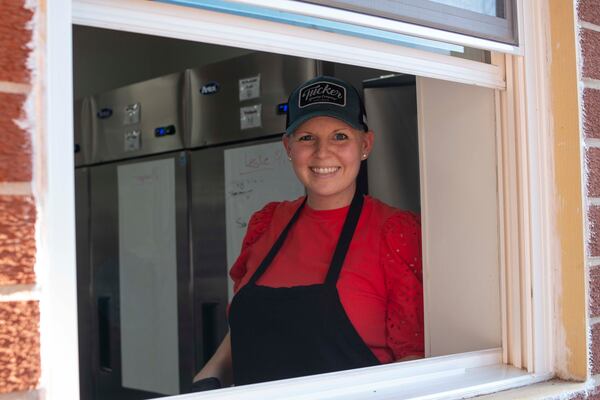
xmin=285 ymin=110 xmax=366 ymax=135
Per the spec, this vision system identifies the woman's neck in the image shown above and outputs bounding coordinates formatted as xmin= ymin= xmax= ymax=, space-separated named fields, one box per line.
xmin=305 ymin=187 xmax=356 ymax=210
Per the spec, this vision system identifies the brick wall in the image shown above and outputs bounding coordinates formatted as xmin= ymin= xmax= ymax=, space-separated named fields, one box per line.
xmin=0 ymin=0 xmax=40 ymax=398
xmin=581 ymin=0 xmax=600 ymax=398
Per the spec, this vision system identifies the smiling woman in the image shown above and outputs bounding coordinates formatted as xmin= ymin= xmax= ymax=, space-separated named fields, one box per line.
xmin=192 ymin=75 xmax=423 ymax=389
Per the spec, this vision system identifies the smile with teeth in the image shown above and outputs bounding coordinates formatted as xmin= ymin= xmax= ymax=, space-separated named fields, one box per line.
xmin=310 ymin=166 xmax=340 ymax=175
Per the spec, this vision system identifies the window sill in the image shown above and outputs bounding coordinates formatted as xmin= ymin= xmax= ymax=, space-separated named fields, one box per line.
xmin=166 ymin=349 xmax=552 ymax=400
xmin=475 ymin=378 xmax=590 ymax=399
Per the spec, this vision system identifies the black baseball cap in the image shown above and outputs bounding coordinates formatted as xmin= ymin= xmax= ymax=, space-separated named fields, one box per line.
xmin=285 ymin=75 xmax=368 ymax=135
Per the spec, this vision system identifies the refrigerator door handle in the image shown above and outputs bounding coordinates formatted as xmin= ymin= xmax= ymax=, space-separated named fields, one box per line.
xmin=83 ymin=96 xmax=100 ymax=162
xmin=97 ymin=295 xmax=112 ymax=372
xmin=182 ymin=69 xmax=194 ymax=148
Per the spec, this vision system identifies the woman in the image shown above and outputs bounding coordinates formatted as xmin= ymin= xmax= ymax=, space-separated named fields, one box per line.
xmin=192 ymin=75 xmax=423 ymax=390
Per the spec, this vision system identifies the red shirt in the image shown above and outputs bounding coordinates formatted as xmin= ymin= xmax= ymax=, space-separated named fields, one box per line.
xmin=230 ymin=195 xmax=424 ymax=363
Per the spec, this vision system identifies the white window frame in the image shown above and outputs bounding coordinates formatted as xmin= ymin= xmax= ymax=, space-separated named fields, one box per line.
xmin=296 ymin=0 xmax=519 ymax=45
xmin=214 ymin=0 xmax=522 ymax=54
xmin=41 ymin=0 xmax=555 ymax=399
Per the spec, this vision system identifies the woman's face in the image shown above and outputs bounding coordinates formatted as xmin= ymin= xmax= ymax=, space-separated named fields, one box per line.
xmin=283 ymin=116 xmax=374 ymax=210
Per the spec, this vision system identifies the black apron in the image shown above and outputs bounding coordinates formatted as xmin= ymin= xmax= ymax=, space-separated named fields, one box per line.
xmin=228 ymin=192 xmax=380 ymax=386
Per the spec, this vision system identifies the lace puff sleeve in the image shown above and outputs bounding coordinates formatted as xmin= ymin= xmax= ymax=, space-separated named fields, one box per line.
xmin=382 ymin=211 xmax=424 ymax=360
xmin=229 ymin=202 xmax=279 ymax=293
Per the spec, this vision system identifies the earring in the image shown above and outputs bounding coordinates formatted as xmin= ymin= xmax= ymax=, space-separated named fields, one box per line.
xmin=288 ymin=155 xmax=292 ymax=161
xmin=362 ymin=153 xmax=367 ymax=159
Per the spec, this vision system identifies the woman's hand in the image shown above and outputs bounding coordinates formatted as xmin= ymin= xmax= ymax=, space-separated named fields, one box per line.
xmin=193 ymin=332 xmax=233 ymax=388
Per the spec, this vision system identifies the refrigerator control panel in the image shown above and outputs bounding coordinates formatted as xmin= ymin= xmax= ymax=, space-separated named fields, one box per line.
xmin=124 ymin=130 xmax=141 ymax=152
xmin=277 ymin=103 xmax=288 ymax=115
xmin=124 ymin=103 xmax=141 ymax=125
xmin=155 ymin=125 xmax=176 ymax=137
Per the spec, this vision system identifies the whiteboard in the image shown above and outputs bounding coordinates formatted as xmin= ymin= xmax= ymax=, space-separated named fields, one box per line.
xmin=224 ymin=141 xmax=305 ymax=299
xmin=117 ymin=158 xmax=180 ymax=395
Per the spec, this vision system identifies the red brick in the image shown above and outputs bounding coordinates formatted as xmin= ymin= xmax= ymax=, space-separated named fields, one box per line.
xmin=591 ymin=267 xmax=600 ymax=317
xmin=582 ymin=29 xmax=600 ymax=80
xmin=584 ymin=88 xmax=600 ymax=139
xmin=0 ymin=196 xmax=35 ymax=285
xmin=587 ymin=147 xmax=600 ymax=195
xmin=591 ymin=323 xmax=600 ymax=374
xmin=579 ymin=0 xmax=600 ymax=26
xmin=576 ymin=384 xmax=600 ymax=399
xmin=571 ymin=387 xmax=600 ymax=399
xmin=0 ymin=1 xmax=32 ymax=83
xmin=0 ymin=301 xmax=40 ymax=393
xmin=589 ymin=206 xmax=600 ymax=257
xmin=0 ymin=93 xmax=31 ymax=182
xmin=583 ymin=383 xmax=600 ymax=399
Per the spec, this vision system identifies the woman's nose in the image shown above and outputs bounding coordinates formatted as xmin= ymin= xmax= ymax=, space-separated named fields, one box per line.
xmin=315 ymin=139 xmax=330 ymax=157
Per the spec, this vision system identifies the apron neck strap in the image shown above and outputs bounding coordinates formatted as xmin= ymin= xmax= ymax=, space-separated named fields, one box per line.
xmin=325 ymin=191 xmax=364 ymax=287
xmin=248 ymin=197 xmax=307 ymax=286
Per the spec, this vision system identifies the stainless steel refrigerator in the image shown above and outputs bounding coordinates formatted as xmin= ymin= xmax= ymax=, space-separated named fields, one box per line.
xmin=74 ymin=52 xmax=316 ymax=400
xmin=75 ymin=70 xmax=192 ymax=400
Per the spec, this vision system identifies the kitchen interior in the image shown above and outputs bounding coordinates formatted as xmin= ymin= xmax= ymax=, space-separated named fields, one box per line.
xmin=73 ymin=25 xmax=423 ymax=399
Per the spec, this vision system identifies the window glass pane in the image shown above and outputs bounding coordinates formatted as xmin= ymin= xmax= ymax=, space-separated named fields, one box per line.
xmin=298 ymin=0 xmax=517 ymax=45
xmin=429 ymin=0 xmax=503 ymax=18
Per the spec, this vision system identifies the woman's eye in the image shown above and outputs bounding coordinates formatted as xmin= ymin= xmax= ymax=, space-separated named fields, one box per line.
xmin=297 ymin=134 xmax=314 ymax=141
xmin=333 ymin=132 xmax=349 ymax=140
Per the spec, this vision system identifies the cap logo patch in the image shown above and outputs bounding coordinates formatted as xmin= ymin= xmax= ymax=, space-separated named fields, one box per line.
xmin=298 ymin=82 xmax=346 ymax=108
